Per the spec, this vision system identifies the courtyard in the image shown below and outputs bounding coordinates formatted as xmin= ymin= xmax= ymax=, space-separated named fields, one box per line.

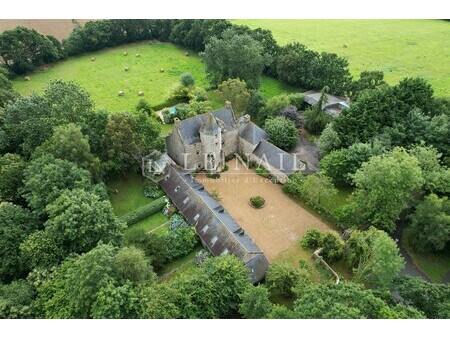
xmin=196 ymin=158 xmax=331 ymax=262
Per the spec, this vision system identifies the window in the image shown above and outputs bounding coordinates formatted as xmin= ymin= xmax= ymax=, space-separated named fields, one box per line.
xmin=175 ymin=185 xmax=180 ymax=192
xmin=202 ymin=225 xmax=209 ymax=233
xmin=221 ymin=248 xmax=229 ymax=255
xmin=164 ymin=175 xmax=169 ymax=181
xmin=215 ymin=142 xmax=218 ymax=146
xmin=196 ymin=150 xmax=200 ymax=155
xmin=183 ymin=197 xmax=189 ymax=204
xmin=211 ymin=236 xmax=218 ymax=246
xmin=194 ymin=213 xmax=200 ymax=221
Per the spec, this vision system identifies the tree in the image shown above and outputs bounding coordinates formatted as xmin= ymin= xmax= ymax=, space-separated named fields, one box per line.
xmin=351 ymin=70 xmax=386 ymax=99
xmin=0 ymin=280 xmax=36 ymax=319
xmin=0 ymin=153 xmax=26 ymax=202
xmin=264 ymin=116 xmax=299 ymax=151
xmin=409 ymin=194 xmax=450 ymax=252
xmin=200 ymin=28 xmax=271 ymax=89
xmin=394 ymin=275 xmax=450 ymax=319
xmin=124 ymin=230 xmax=169 ymax=270
xmin=35 ymin=243 xmax=144 ymax=319
xmin=114 ymin=246 xmax=156 ymax=285
xmin=0 ymin=67 xmax=18 ymax=108
xmin=298 ymin=174 xmax=337 ymax=205
xmin=180 ymin=72 xmax=195 ymax=87
xmin=304 ymin=87 xmax=333 ymax=134
xmin=217 ymin=78 xmax=251 ymax=116
xmin=265 ymin=263 xmax=311 ymax=298
xmin=22 ymin=155 xmax=93 ymax=217
xmin=239 ymin=286 xmax=272 ymax=319
xmin=350 ymin=148 xmax=424 ymax=232
xmin=0 ymin=94 xmax=53 ymax=156
xmin=33 ymin=124 xmax=101 ymax=180
xmin=346 ymin=228 xmax=405 ymax=288
xmin=103 ymin=111 xmax=161 ymax=175
xmin=44 ymin=188 xmax=125 ymax=254
xmin=293 ymin=282 xmax=421 ymax=319
xmin=278 ymin=105 xmax=302 ymax=128
xmin=0 ymin=203 xmax=39 ymax=283
xmin=20 ymin=230 xmax=64 ymax=270
xmin=0 ymin=27 xmax=61 ymax=74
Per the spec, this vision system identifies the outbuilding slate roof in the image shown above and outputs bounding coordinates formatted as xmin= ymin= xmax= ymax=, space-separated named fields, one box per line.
xmin=252 ymin=139 xmax=305 ymax=174
xmin=159 ymin=164 xmax=269 ymax=283
xmin=240 ymin=122 xmax=268 ymax=145
xmin=176 ymin=107 xmax=237 ymax=145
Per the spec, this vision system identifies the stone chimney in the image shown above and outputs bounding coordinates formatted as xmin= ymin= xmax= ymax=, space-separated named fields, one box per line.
xmin=243 ymin=114 xmax=250 ymax=124
xmin=174 ymin=117 xmax=181 ymax=128
xmin=225 ymin=100 xmax=232 ymax=109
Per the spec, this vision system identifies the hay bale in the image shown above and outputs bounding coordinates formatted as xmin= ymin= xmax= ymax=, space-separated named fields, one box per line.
xmin=24 ymin=76 xmax=30 ymax=81
xmin=125 ymin=67 xmax=129 ymax=72
xmin=159 ymin=68 xmax=164 ymax=73
xmin=118 ymin=90 xmax=125 ymax=97
xmin=138 ymin=91 xmax=144 ymax=96
xmin=342 ymin=44 xmax=348 ymax=48
xmin=123 ymin=52 xmax=128 ymax=56
xmin=91 ymin=57 xmax=96 ymax=61
xmin=185 ymin=52 xmax=189 ymax=56
xmin=136 ymin=53 xmax=140 ymax=58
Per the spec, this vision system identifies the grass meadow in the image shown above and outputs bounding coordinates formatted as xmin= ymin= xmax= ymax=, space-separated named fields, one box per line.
xmin=12 ymin=41 xmax=298 ymax=113
xmin=233 ymin=19 xmax=450 ymax=98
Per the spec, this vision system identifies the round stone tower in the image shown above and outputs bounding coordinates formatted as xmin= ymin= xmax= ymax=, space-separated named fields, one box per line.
xmin=200 ymin=113 xmax=223 ymax=171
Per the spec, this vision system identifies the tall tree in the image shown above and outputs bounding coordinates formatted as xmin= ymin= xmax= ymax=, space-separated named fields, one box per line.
xmin=0 ymin=203 xmax=39 ymax=283
xmin=44 ymin=189 xmax=125 ymax=254
xmin=0 ymin=153 xmax=26 ymax=203
xmin=409 ymin=194 xmax=450 ymax=252
xmin=239 ymin=286 xmax=272 ymax=319
xmin=349 ymin=148 xmax=423 ymax=232
xmin=217 ymin=78 xmax=251 ymax=116
xmin=263 ymin=116 xmax=299 ymax=151
xmin=200 ymin=28 xmax=271 ymax=89
xmin=346 ymin=228 xmax=405 ymax=288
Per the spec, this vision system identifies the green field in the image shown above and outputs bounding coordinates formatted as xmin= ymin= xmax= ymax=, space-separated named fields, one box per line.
xmin=233 ymin=19 xmax=450 ymax=98
xmin=13 ymin=41 xmax=300 ymax=113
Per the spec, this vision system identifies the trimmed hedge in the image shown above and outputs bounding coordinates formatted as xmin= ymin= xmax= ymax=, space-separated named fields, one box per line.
xmin=121 ymin=196 xmax=166 ymax=225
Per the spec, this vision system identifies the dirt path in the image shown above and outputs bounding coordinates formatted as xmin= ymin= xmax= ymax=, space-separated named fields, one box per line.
xmin=197 ymin=158 xmax=330 ymax=262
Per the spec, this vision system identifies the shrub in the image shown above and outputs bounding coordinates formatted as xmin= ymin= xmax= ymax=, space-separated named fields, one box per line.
xmin=180 ymin=72 xmax=195 ymax=87
xmin=206 ymin=172 xmax=220 ymax=179
xmin=250 ymin=196 xmax=265 ymax=208
xmin=168 ymin=213 xmax=189 ymax=231
xmin=264 ymin=116 xmax=299 ymax=151
xmin=163 ymin=226 xmax=199 ymax=260
xmin=210 ymin=189 xmax=222 ymax=202
xmin=279 ymin=105 xmax=302 ymax=128
xmin=143 ymin=180 xmax=164 ymax=199
xmin=266 ymin=263 xmax=310 ymax=298
xmin=255 ymin=166 xmax=270 ymax=178
xmin=320 ymin=232 xmax=345 ymax=263
xmin=121 ymin=197 xmax=166 ymax=225
xmin=195 ymin=249 xmax=211 ymax=266
xmin=300 ymin=229 xmax=323 ymax=249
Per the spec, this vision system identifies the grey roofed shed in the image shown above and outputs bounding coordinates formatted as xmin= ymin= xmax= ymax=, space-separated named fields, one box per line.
xmin=159 ymin=164 xmax=269 ymax=283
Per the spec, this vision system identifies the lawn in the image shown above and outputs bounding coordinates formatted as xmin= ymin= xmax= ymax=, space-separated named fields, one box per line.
xmin=13 ymin=41 xmax=302 ymax=113
xmin=124 ymin=212 xmax=168 ymax=235
xmin=107 ymin=172 xmax=150 ymax=217
xmin=232 ymin=20 xmax=450 ymax=98
xmin=402 ymin=226 xmax=450 ymax=283
xmin=157 ymin=244 xmax=203 ymax=280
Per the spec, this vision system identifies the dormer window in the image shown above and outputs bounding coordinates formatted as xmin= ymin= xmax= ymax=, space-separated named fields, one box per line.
xmin=174 ymin=185 xmax=180 ymax=192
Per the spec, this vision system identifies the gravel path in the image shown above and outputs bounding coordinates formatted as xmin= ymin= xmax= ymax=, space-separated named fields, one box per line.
xmin=197 ymin=158 xmax=330 ymax=262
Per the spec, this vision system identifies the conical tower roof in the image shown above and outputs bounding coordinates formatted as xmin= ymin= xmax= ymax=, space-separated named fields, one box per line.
xmin=200 ymin=113 xmax=220 ymax=136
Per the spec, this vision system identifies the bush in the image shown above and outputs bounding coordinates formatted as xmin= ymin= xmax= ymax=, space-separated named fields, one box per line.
xmin=121 ymin=197 xmax=166 ymax=225
xmin=143 ymin=180 xmax=164 ymax=199
xmin=266 ymin=263 xmax=310 ymax=298
xmin=255 ymin=166 xmax=270 ymax=178
xmin=206 ymin=172 xmax=220 ymax=179
xmin=250 ymin=196 xmax=265 ymax=208
xmin=320 ymin=232 xmax=345 ymax=263
xmin=163 ymin=226 xmax=199 ymax=260
xmin=300 ymin=229 xmax=323 ymax=249
xmin=180 ymin=72 xmax=195 ymax=87
xmin=168 ymin=213 xmax=189 ymax=231
xmin=264 ymin=116 xmax=299 ymax=151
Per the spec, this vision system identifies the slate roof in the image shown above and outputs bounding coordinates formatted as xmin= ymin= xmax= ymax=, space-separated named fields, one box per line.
xmin=239 ymin=122 xmax=268 ymax=145
xmin=252 ymin=139 xmax=305 ymax=174
xmin=303 ymin=90 xmax=351 ymax=117
xmin=200 ymin=113 xmax=220 ymax=136
xmin=159 ymin=165 xmax=269 ymax=283
xmin=176 ymin=107 xmax=237 ymax=145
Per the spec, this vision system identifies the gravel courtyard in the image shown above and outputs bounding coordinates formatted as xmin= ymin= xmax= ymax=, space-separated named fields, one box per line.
xmin=196 ymin=158 xmax=330 ymax=262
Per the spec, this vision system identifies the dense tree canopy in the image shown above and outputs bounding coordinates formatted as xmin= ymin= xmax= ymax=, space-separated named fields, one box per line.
xmin=264 ymin=116 xmax=299 ymax=151
xmin=200 ymin=28 xmax=271 ymax=88
xmin=0 ymin=203 xmax=39 ymax=283
xmin=217 ymin=78 xmax=251 ymax=116
xmin=0 ymin=153 xmax=26 ymax=203
xmin=347 ymin=148 xmax=424 ymax=232
xmin=0 ymin=27 xmax=62 ymax=75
